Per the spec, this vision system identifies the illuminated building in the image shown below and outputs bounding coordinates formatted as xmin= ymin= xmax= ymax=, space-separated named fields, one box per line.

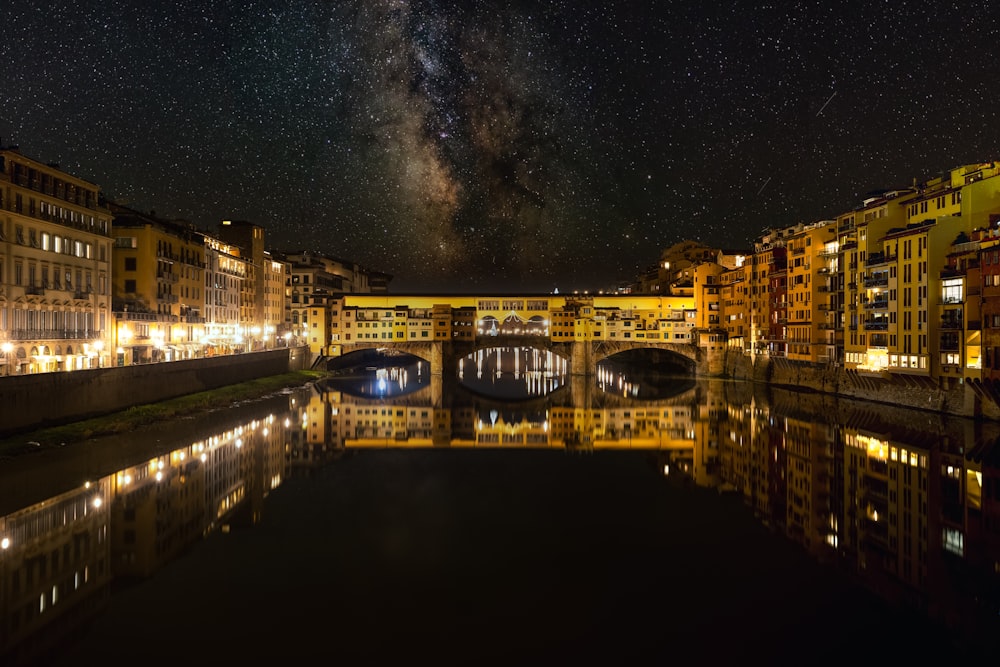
xmin=785 ymin=220 xmax=838 ymax=363
xmin=693 ymin=261 xmax=725 ymax=332
xmin=0 ymin=146 xmax=113 ymax=373
xmin=938 ymin=230 xmax=985 ymax=382
xmin=109 ymin=203 xmax=207 ymax=363
xmin=263 ymin=252 xmax=289 ymax=344
xmin=981 ymin=234 xmax=1000 ymax=380
xmin=279 ymin=250 xmax=391 ymax=355
xmin=202 ymin=235 xmax=246 ymax=354
xmin=216 ymin=220 xmax=266 ymax=348
xmin=843 ymin=189 xmax=917 ymax=374
xmin=720 ymin=262 xmax=749 ymax=351
xmin=748 ymin=241 xmax=785 ymax=356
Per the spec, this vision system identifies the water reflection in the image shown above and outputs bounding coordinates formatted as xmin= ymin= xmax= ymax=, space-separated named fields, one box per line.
xmin=458 ymin=346 xmax=568 ymax=398
xmin=326 ymin=360 xmax=429 ymax=398
xmin=597 ymin=356 xmax=696 ymax=400
xmin=2 ymin=373 xmax=1000 ymax=662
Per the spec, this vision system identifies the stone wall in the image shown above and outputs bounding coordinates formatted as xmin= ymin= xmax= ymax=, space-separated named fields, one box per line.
xmin=723 ymin=350 xmax=1000 ymax=420
xmin=0 ymin=346 xmax=312 ymax=437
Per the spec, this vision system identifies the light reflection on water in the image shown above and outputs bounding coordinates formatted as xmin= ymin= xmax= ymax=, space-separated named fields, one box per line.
xmin=3 ymin=371 xmax=1000 ymax=663
xmin=457 ymin=346 xmax=569 ymax=399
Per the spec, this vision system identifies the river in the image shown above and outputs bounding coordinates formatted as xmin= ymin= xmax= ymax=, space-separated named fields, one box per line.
xmin=1 ymin=351 xmax=998 ymax=664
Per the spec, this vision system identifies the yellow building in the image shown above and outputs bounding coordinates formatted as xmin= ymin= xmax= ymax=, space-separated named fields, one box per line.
xmin=216 ymin=220 xmax=266 ymax=346
xmin=784 ymin=221 xmax=837 ymax=363
xmin=720 ymin=263 xmax=749 ymax=350
xmin=110 ymin=203 xmax=207 ymax=363
xmin=840 ymin=188 xmax=918 ymax=373
xmin=0 ymin=147 xmax=114 ymax=373
xmin=693 ymin=262 xmax=725 ymax=332
xmin=263 ymin=251 xmax=289 ymax=345
xmin=203 ymin=235 xmax=246 ymax=353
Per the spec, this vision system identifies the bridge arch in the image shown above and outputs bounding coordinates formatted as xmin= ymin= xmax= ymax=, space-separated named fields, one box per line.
xmin=593 ymin=341 xmax=700 ymax=374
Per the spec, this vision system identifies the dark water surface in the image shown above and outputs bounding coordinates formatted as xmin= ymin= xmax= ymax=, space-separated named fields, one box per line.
xmin=2 ymin=367 xmax=999 ymax=665
xmin=43 ymin=450 xmax=957 ymax=665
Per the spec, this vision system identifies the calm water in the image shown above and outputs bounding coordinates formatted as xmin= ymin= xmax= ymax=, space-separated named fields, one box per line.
xmin=2 ymin=356 xmax=999 ymax=664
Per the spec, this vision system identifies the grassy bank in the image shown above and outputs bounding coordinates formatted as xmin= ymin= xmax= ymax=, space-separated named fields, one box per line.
xmin=0 ymin=370 xmax=326 ymax=456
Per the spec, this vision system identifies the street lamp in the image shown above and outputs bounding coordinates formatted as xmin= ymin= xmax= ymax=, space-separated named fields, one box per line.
xmin=1 ymin=342 xmax=12 ymax=376
xmin=93 ymin=340 xmax=104 ymax=368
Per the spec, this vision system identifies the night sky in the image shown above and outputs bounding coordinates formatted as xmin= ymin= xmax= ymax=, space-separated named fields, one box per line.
xmin=3 ymin=1 xmax=999 ymax=292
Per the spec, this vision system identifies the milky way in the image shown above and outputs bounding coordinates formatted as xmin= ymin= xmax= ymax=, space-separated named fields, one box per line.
xmin=2 ymin=1 xmax=999 ymax=291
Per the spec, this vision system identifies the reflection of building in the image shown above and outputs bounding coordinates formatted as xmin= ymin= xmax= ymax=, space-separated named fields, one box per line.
xmin=783 ymin=415 xmax=836 ymax=559
xmin=0 ymin=146 xmax=114 ymax=373
xmin=110 ymin=450 xmax=207 ymax=578
xmin=0 ymin=480 xmax=112 ymax=665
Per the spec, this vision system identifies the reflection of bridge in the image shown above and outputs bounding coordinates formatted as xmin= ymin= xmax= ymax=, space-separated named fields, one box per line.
xmin=326 ymin=294 xmax=727 ymax=377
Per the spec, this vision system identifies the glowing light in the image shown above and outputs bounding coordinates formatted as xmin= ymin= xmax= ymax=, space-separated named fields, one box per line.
xmin=92 ymin=497 xmax=102 ymax=508
xmin=1 ymin=537 xmax=9 ymax=549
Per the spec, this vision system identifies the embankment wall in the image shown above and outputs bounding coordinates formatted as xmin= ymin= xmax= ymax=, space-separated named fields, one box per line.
xmin=0 ymin=346 xmax=312 ymax=437
xmin=725 ymin=350 xmax=1000 ymax=420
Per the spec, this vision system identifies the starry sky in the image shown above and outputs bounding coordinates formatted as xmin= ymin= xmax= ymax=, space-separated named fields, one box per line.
xmin=2 ymin=1 xmax=999 ymax=292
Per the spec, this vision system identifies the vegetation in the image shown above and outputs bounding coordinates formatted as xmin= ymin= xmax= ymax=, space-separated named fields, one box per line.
xmin=0 ymin=370 xmax=327 ymax=456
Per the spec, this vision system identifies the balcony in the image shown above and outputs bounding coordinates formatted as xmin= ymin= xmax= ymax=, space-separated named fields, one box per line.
xmin=940 ymin=296 xmax=963 ymax=305
xmin=940 ymin=320 xmax=962 ymax=330
xmin=863 ymin=321 xmax=889 ymax=331
xmin=864 ymin=299 xmax=889 ymax=310
xmin=24 ymin=285 xmax=46 ymax=296
xmin=866 ymin=253 xmax=896 ymax=267
xmin=157 ymin=271 xmax=179 ymax=283
xmin=7 ymin=329 xmax=105 ymax=341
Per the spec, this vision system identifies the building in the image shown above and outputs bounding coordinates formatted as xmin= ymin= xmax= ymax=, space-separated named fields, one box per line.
xmin=109 ymin=203 xmax=207 ymax=364
xmin=0 ymin=146 xmax=114 ymax=373
xmin=203 ymin=235 xmax=246 ymax=354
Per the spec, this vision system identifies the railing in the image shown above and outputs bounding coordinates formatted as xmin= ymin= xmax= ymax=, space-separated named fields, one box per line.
xmin=864 ymin=300 xmax=889 ymax=310
xmin=940 ymin=320 xmax=962 ymax=330
xmin=866 ymin=253 xmax=897 ymax=267
xmin=24 ymin=285 xmax=45 ymax=296
xmin=864 ymin=277 xmax=889 ymax=288
xmin=940 ymin=296 xmax=963 ymax=305
xmin=157 ymin=272 xmax=179 ymax=283
xmin=7 ymin=329 xmax=105 ymax=341
xmin=863 ymin=321 xmax=888 ymax=331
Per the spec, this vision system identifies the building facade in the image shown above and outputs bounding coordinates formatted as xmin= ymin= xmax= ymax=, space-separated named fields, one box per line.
xmin=0 ymin=147 xmax=113 ymax=373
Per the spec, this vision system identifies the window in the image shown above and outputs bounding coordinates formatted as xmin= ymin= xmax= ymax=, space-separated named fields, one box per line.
xmin=124 ymin=257 xmax=137 ymax=271
xmin=124 ymin=279 xmax=136 ymax=292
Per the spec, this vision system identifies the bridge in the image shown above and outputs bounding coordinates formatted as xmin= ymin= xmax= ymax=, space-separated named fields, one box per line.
xmin=323 ymin=293 xmax=727 ymax=377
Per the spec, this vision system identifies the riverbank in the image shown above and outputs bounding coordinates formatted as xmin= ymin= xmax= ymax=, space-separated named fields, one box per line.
xmin=0 ymin=370 xmax=327 ymax=459
xmin=725 ymin=351 xmax=1000 ymax=420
